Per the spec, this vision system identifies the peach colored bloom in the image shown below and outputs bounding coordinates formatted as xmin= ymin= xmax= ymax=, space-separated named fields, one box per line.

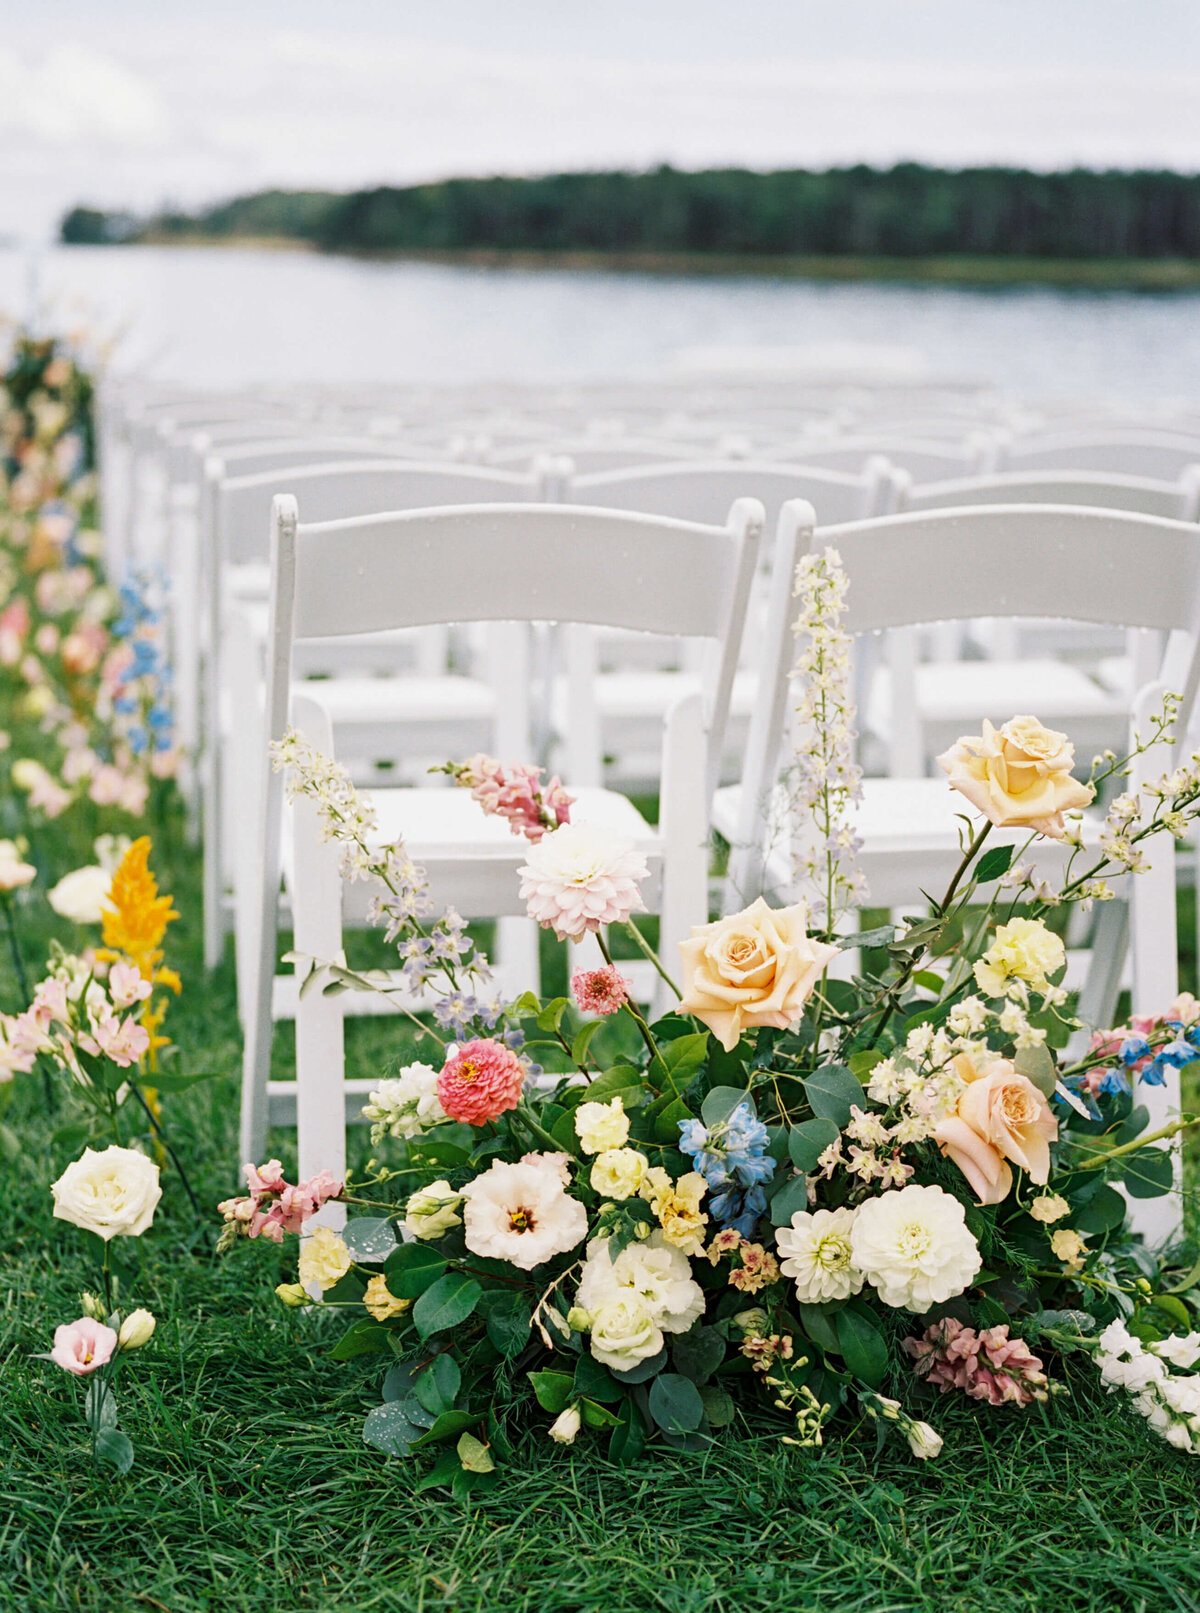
xmin=438 ymin=1038 xmax=526 ymax=1125
xmin=50 ymin=1317 xmax=118 ymax=1375
xmin=518 ymin=823 xmax=648 ymax=941
xmin=678 ymin=898 xmax=839 ymax=1052
xmin=934 ymin=1052 xmax=1057 ymax=1205
xmin=937 ymin=715 xmax=1094 ymax=839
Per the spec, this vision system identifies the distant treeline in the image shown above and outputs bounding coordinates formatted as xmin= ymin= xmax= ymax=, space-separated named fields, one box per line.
xmin=61 ymin=164 xmax=1200 ymax=260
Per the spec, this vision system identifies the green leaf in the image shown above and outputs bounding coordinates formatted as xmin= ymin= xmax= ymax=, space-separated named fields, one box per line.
xmin=536 ymin=997 xmax=570 ymax=1033
xmin=457 ymin=1432 xmax=495 ymax=1473
xmin=410 ymin=1409 xmax=479 ymax=1448
xmin=413 ymin=1353 xmax=461 ymax=1417
xmin=652 ymin=1095 xmax=695 ymax=1144
xmin=1148 ymin=1293 xmax=1192 ymax=1330
xmin=849 ymin=1049 xmax=884 ymax=1079
xmin=975 ymin=844 xmax=1016 ymax=883
xmin=836 ymin=1306 xmax=888 ymax=1387
xmin=608 ymin=1398 xmax=647 ymax=1466
xmin=1114 ymin=1104 xmax=1151 ymax=1146
xmin=384 ymin=1243 xmax=448 ymax=1298
xmin=341 ymin=1218 xmax=397 ymax=1262
xmin=788 ymin=1116 xmax=841 ymax=1172
xmin=796 ymin=1302 xmax=841 ymax=1354
xmin=699 ymin=1385 xmax=735 ymax=1428
xmin=511 ymin=991 xmax=543 ymax=1016
xmin=0 ymin=1122 xmax=18 ymax=1161
xmin=382 ymin=1361 xmax=419 ymax=1403
xmin=700 ymin=1086 xmax=752 ymax=1127
xmin=573 ymin=1353 xmax=622 ymax=1403
xmin=85 ymin=1380 xmax=117 ymax=1431
xmin=328 ymin=1319 xmax=389 ymax=1361
xmin=413 ymin=1450 xmax=463 ymax=1493
xmin=412 ymin=1273 xmax=482 ymax=1339
xmin=769 ymin=1174 xmax=811 ymax=1227
xmin=583 ymin=1065 xmax=645 ymax=1109
xmin=650 ymin=1032 xmax=709 ymax=1096
xmin=571 ymin=1020 xmax=604 ymax=1065
xmin=670 ymin=1325 xmax=725 ymax=1386
xmin=138 ymin=1068 xmax=223 ymax=1093
xmin=1123 ymin=1147 xmax=1175 ymax=1198
xmin=1073 ymin=1185 xmax=1127 ymax=1236
xmin=94 ymin=1427 xmax=134 ymax=1475
xmin=527 ymin=1369 xmax=576 ymax=1414
xmin=363 ymin=1401 xmax=424 ymax=1457
xmin=1013 ymin=1041 xmax=1057 ymax=1098
xmin=801 ymin=1064 xmax=864 ymax=1126
xmin=482 ymin=1290 xmax=533 ymax=1358
xmin=843 ymin=924 xmax=896 ymax=951
xmin=610 ymin=1347 xmax=668 ymax=1384
xmin=648 ymin=1372 xmax=705 ymax=1434
xmin=579 ymin=1398 xmax=620 ymax=1428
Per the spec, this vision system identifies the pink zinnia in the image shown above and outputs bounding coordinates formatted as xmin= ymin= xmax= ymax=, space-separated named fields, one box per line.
xmin=571 ymin=966 xmax=633 ymax=1017
xmin=438 ymin=1037 xmax=526 ymax=1125
xmin=518 ymin=823 xmax=648 ymax=942
xmin=50 ymin=1317 xmax=118 ymax=1376
xmin=904 ymin=1318 xmax=1049 ymax=1407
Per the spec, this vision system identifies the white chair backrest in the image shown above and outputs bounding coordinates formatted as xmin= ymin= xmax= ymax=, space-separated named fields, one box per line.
xmin=1001 ymin=431 xmax=1200 ymax=480
xmin=900 ymin=467 xmax=1200 ymax=522
xmin=768 ymin=436 xmax=994 ymax=483
xmin=567 ymin=459 xmax=893 ymax=529
xmin=490 ymin=440 xmax=710 ymax=473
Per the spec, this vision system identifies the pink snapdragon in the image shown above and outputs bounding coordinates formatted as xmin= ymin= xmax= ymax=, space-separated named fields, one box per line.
xmin=571 ymin=965 xmax=633 ymax=1017
xmin=50 ymin=1317 xmax=118 ymax=1376
xmin=904 ymin=1317 xmax=1049 ymax=1407
xmin=442 ymin=754 xmax=573 ymax=843
xmin=218 ymin=1160 xmax=344 ymax=1243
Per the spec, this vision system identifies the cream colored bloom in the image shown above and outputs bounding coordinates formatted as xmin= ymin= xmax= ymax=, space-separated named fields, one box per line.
xmin=404 ymin=1179 xmax=463 ymax=1240
xmin=1029 ymin=1193 xmax=1070 ymax=1225
xmin=576 ymin=1232 xmax=705 ymax=1335
xmin=775 ymin=1207 xmax=864 ymax=1304
xmin=574 ymin=1095 xmax=630 ymax=1155
xmin=0 ymin=839 xmax=35 ymax=893
xmin=275 ymin=1282 xmax=310 ymax=1308
xmin=460 ymin=1156 xmax=588 ymax=1271
xmin=641 ymin=1169 xmax=708 ymax=1256
xmin=934 ymin=1052 xmax=1058 ymax=1206
xmin=937 ymin=715 xmax=1095 ymax=839
xmin=298 ymin=1226 xmax=353 ymax=1292
xmin=906 ymin=1420 xmax=944 ymax=1460
xmin=849 ymin=1184 xmax=982 ymax=1314
xmin=117 ymin=1309 xmax=156 ymax=1350
xmin=51 ymin=1146 xmax=162 ymax=1241
xmin=679 ymin=898 xmax=839 ymax=1052
xmin=47 ymin=864 xmax=112 ymax=924
xmin=588 ymin=1292 xmax=664 ymax=1371
xmin=363 ymin=1275 xmax=410 ymax=1321
xmin=548 ymin=1404 xmax=582 ymax=1444
xmin=589 ymin=1146 xmax=647 ymax=1201
xmin=1051 ymin=1227 xmax=1088 ymax=1274
xmin=974 ymin=917 xmax=1066 ymax=997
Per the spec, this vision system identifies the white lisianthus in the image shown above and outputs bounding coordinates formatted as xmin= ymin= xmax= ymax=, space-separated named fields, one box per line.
xmin=906 ymin=1420 xmax=944 ymax=1460
xmin=576 ymin=1231 xmax=705 ymax=1335
xmin=51 ymin=1146 xmax=162 ymax=1242
xmin=775 ymin=1207 xmax=865 ymax=1304
xmin=849 ymin=1184 xmax=982 ymax=1314
xmin=974 ymin=917 xmax=1066 ymax=998
xmin=362 ymin=1063 xmax=446 ymax=1143
xmin=298 ymin=1226 xmax=353 ymax=1293
xmin=574 ymin=1096 xmax=630 ymax=1155
xmin=460 ymin=1156 xmax=588 ymax=1271
xmin=47 ymin=864 xmax=112 ymax=924
xmin=117 ymin=1309 xmax=156 ymax=1350
xmin=404 ymin=1179 xmax=463 ymax=1240
xmin=588 ymin=1292 xmax=664 ymax=1371
xmin=589 ymin=1147 xmax=647 ymax=1201
xmin=548 ymin=1404 xmax=582 ymax=1444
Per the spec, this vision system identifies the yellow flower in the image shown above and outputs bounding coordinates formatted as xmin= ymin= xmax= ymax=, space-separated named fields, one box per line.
xmin=974 ymin=917 xmax=1066 ymax=997
xmin=643 ymin=1169 xmax=708 ymax=1256
xmin=574 ymin=1096 xmax=630 ymax=1155
xmin=297 ymin=1226 xmax=352 ymax=1292
xmin=589 ymin=1148 xmax=647 ymax=1201
xmin=100 ymin=837 xmax=178 ymax=976
xmin=275 ymin=1282 xmax=310 ymax=1308
xmin=363 ymin=1275 xmax=410 ymax=1322
xmin=1050 ymin=1227 xmax=1088 ymax=1274
xmin=1029 ymin=1193 xmax=1070 ymax=1225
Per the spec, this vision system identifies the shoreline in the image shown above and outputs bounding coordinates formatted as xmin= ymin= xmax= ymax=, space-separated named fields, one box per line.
xmin=88 ymin=236 xmax=1200 ymax=290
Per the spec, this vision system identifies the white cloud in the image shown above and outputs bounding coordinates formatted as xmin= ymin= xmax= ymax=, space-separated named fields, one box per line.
xmin=0 ymin=44 xmax=165 ymax=145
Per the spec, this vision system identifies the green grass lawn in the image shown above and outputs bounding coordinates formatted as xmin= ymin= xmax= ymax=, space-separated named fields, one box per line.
xmin=3 ymin=824 xmax=1200 ymax=1613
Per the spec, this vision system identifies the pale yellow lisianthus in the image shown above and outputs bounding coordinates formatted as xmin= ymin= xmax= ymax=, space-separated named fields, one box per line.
xmin=974 ymin=916 xmax=1066 ymax=997
xmin=363 ymin=1275 xmax=410 ymax=1322
xmin=297 ymin=1226 xmax=352 ymax=1292
xmin=678 ymin=898 xmax=839 ymax=1053
xmin=937 ymin=715 xmax=1094 ymax=839
xmin=574 ymin=1095 xmax=630 ymax=1155
xmin=589 ymin=1147 xmax=648 ymax=1201
xmin=641 ymin=1167 xmax=708 ymax=1255
xmin=1029 ymin=1193 xmax=1070 ymax=1225
xmin=1051 ymin=1227 xmax=1088 ymax=1274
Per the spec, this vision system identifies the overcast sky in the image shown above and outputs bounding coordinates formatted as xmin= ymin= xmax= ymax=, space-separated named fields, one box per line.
xmin=4 ymin=0 xmax=1200 ymax=241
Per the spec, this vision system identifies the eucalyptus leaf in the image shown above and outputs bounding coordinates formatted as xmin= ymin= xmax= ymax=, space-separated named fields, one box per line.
xmin=415 ymin=1352 xmax=462 ymax=1417
xmin=788 ymin=1116 xmax=840 ymax=1172
xmin=341 ymin=1217 xmax=398 ymax=1262
xmin=801 ymin=1064 xmax=864 ymax=1126
xmin=94 ymin=1427 xmax=134 ymax=1475
xmin=363 ymin=1401 xmax=424 ymax=1457
xmin=648 ymin=1372 xmax=705 ymax=1434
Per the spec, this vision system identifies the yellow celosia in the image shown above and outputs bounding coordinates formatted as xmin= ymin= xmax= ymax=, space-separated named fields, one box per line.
xmin=97 ymin=836 xmax=180 ymax=1071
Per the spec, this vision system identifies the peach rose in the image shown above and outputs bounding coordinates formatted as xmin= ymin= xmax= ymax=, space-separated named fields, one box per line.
xmin=678 ymin=897 xmax=840 ymax=1052
xmin=934 ymin=1052 xmax=1058 ymax=1205
xmin=936 ymin=715 xmax=1094 ymax=839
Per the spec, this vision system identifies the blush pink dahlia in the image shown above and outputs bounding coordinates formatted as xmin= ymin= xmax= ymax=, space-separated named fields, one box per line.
xmin=518 ymin=823 xmax=649 ymax=942
xmin=50 ymin=1316 xmax=119 ymax=1376
xmin=903 ymin=1317 xmax=1049 ymax=1406
xmin=571 ymin=965 xmax=633 ymax=1016
xmin=438 ymin=1037 xmax=526 ymax=1125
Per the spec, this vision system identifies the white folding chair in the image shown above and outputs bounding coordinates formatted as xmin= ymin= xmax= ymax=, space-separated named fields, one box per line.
xmin=767 ymin=435 xmax=998 ymax=482
xmin=239 ymin=495 xmax=764 ymax=1181
xmin=999 ymin=430 xmax=1200 ymax=481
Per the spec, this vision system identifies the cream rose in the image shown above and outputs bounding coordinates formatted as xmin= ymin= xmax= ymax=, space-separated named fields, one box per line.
xmin=974 ymin=916 xmax=1066 ymax=997
xmin=589 ymin=1147 xmax=648 ymax=1201
xmin=298 ymin=1226 xmax=353 ymax=1292
xmin=587 ymin=1292 xmax=664 ymax=1371
xmin=934 ymin=1052 xmax=1058 ymax=1205
xmin=678 ymin=897 xmax=840 ymax=1052
xmin=937 ymin=715 xmax=1094 ymax=838
xmin=51 ymin=1145 xmax=162 ymax=1241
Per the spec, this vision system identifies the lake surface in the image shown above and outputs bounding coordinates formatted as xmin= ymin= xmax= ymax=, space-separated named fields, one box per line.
xmin=2 ymin=243 xmax=1198 ymax=402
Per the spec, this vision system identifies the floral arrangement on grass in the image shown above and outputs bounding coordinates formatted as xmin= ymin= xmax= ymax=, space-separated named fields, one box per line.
xmin=219 ymin=549 xmax=1200 ymax=1494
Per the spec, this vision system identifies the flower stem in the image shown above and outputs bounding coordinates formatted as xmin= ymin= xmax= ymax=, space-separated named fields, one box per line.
xmin=623 ymin=917 xmax=681 ymax=999
xmin=598 ymin=933 xmax=660 ymax=1063
xmin=517 ymin=1099 xmax=570 ymax=1158
xmin=1070 ymin=1116 xmax=1200 ymax=1173
xmin=128 ymin=1082 xmax=200 ymax=1216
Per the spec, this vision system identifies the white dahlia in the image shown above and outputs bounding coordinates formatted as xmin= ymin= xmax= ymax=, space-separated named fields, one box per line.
xmin=775 ymin=1206 xmax=864 ymax=1304
xmin=576 ymin=1231 xmax=705 ymax=1335
xmin=849 ymin=1183 xmax=981 ymax=1314
xmin=460 ymin=1155 xmax=588 ymax=1271
xmin=517 ymin=823 xmax=648 ymax=942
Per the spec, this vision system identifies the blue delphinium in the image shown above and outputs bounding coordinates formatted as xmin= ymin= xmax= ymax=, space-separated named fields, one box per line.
xmin=678 ymin=1101 xmax=776 ymax=1237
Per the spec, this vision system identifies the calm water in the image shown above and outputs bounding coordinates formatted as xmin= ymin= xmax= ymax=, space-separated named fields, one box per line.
xmin=2 ymin=243 xmax=1199 ymax=401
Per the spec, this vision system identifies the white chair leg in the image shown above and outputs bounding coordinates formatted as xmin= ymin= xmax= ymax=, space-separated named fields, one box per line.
xmin=657 ymin=691 xmax=709 ymax=1019
xmin=495 ymin=916 xmax=541 ymax=999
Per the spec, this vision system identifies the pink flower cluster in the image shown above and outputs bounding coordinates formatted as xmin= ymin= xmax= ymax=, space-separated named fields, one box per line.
xmin=218 ymin=1159 xmax=344 ymax=1242
xmin=2 ymin=971 xmax=150 ymax=1076
xmin=571 ymin=965 xmax=633 ymax=1017
xmin=904 ymin=1317 xmax=1049 ymax=1407
xmin=452 ymin=754 xmax=573 ymax=843
xmin=438 ymin=1037 xmax=526 ymax=1125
